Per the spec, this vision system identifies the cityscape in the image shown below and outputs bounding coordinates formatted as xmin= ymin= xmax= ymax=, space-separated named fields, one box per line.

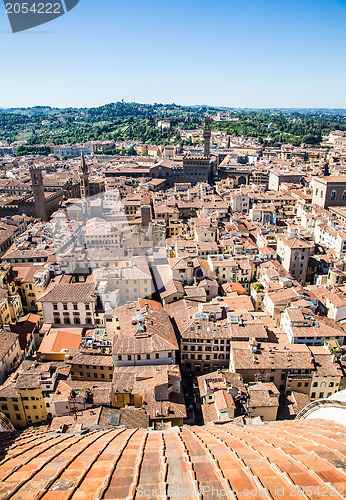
xmin=0 ymin=105 xmax=345 ymax=497
xmin=1 ymin=0 xmax=346 ymax=497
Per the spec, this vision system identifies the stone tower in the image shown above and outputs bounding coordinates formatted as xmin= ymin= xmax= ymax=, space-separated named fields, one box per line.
xmin=30 ymin=167 xmax=48 ymax=221
xmin=203 ymin=116 xmax=211 ymax=158
xmin=79 ymin=153 xmax=90 ymax=199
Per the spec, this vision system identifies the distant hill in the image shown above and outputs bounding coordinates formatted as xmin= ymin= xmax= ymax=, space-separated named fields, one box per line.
xmin=1 ymin=101 xmax=346 ymax=151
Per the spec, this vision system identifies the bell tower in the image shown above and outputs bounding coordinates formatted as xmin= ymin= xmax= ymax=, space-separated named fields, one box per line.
xmin=30 ymin=167 xmax=48 ymax=221
xmin=79 ymin=153 xmax=90 ymax=199
xmin=203 ymin=116 xmax=211 ymax=158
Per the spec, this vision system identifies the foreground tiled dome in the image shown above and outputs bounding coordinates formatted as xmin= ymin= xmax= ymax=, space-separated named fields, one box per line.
xmin=0 ymin=419 xmax=345 ymax=499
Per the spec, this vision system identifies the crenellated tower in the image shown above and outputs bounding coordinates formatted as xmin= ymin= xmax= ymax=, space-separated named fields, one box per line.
xmin=79 ymin=153 xmax=90 ymax=199
xmin=30 ymin=166 xmax=48 ymax=221
xmin=203 ymin=116 xmax=211 ymax=158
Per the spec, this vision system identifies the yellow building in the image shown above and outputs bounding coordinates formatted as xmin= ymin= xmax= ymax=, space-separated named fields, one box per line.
xmin=0 ymin=294 xmax=11 ymax=325
xmin=15 ymin=373 xmax=47 ymax=426
xmin=0 ymin=372 xmax=46 ymax=428
xmin=309 ymin=346 xmax=345 ymax=400
xmin=8 ymin=263 xmax=50 ymax=313
xmin=0 ymin=381 xmax=27 ymax=428
xmin=0 ymin=361 xmax=60 ymax=428
xmin=112 ymin=365 xmax=186 ymax=427
xmin=167 ymin=221 xmax=184 ymax=238
xmin=66 ymin=349 xmax=114 ymax=382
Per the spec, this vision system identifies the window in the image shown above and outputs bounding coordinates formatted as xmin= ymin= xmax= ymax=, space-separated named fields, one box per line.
xmin=146 ymin=354 xmax=150 ymax=360
xmin=319 ymin=392 xmax=324 ymax=398
xmin=329 ymin=382 xmax=334 ymax=387
xmin=313 ymin=382 xmax=318 ymax=387
xmin=53 ymin=304 xmax=58 ymax=311
xmin=87 ymin=372 xmax=91 ymax=377
xmin=63 ymin=303 xmax=68 ymax=310
xmin=343 ymin=191 xmax=346 ymax=201
xmin=311 ymin=392 xmax=316 ymax=398
xmin=127 ymin=355 xmax=131 ymax=361
xmin=155 ymin=353 xmax=159 ymax=359
xmin=297 ymin=382 xmax=302 ymax=388
xmin=331 ymin=190 xmax=336 ymax=201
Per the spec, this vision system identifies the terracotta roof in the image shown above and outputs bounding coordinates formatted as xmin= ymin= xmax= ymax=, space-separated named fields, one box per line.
xmin=38 ymin=329 xmax=82 ymax=355
xmin=0 ymin=329 xmax=18 ymax=361
xmin=230 ymin=341 xmax=314 ymax=371
xmin=0 ymin=420 xmax=345 ymax=499
xmin=38 ymin=282 xmax=96 ymax=303
xmin=112 ymin=301 xmax=178 ymax=355
xmin=10 ymin=314 xmax=40 ymax=351
xmin=247 ymin=382 xmax=280 ymax=408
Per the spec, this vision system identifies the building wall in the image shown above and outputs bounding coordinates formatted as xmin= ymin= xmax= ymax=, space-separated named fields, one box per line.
xmin=309 ymin=375 xmax=342 ymax=400
xmin=0 ymin=393 xmax=26 ymax=428
xmin=42 ymin=300 xmax=95 ymax=326
xmin=0 ymin=338 xmax=22 ymax=385
xmin=112 ymin=350 xmax=175 ymax=367
xmin=247 ymin=405 xmax=278 ymax=421
xmin=17 ymin=387 xmax=47 ymax=425
xmin=286 ymin=376 xmax=311 ymax=395
xmin=312 ymin=178 xmax=346 ymax=208
xmin=70 ymin=363 xmax=113 ymax=382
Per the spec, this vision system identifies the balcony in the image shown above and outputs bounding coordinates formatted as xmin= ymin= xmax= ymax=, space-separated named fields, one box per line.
xmin=287 ymin=373 xmax=312 ymax=380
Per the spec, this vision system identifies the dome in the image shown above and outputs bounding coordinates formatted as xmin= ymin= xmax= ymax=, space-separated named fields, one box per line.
xmin=297 ymin=388 xmax=346 ymax=425
xmin=0 ymin=419 xmax=345 ymax=498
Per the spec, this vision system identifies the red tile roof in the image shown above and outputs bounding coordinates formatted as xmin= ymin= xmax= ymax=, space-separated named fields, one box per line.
xmin=0 ymin=420 xmax=345 ymax=499
xmin=38 ymin=329 xmax=82 ymax=355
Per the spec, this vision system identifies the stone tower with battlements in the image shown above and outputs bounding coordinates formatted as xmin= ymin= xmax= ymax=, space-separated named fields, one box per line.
xmin=30 ymin=166 xmax=48 ymax=221
xmin=203 ymin=116 xmax=211 ymax=158
xmin=79 ymin=153 xmax=90 ymax=199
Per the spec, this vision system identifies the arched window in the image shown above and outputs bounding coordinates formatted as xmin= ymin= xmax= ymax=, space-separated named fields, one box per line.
xmin=331 ymin=190 xmax=336 ymax=201
xmin=342 ymin=190 xmax=346 ymax=200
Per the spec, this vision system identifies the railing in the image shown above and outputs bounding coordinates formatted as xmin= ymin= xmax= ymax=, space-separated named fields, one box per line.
xmin=287 ymin=374 xmax=312 ymax=380
xmin=0 ymin=412 xmax=15 ymax=431
xmin=296 ymin=398 xmax=346 ymax=419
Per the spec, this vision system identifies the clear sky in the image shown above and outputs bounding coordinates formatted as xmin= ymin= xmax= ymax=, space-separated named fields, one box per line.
xmin=1 ymin=0 xmax=346 ymax=108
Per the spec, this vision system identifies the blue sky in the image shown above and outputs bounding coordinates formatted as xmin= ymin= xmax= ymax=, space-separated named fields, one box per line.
xmin=1 ymin=0 xmax=346 ymax=108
